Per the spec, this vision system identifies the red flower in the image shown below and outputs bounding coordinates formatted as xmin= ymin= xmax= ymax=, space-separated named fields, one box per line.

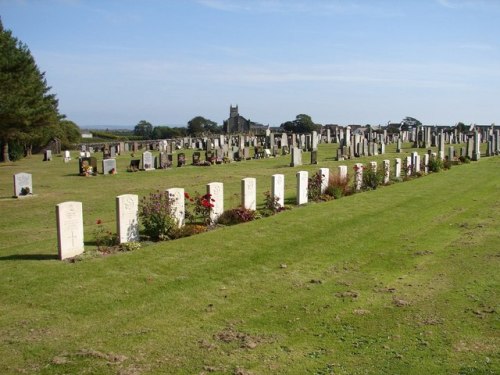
xmin=184 ymin=192 xmax=190 ymax=199
xmin=96 ymin=219 xmax=102 ymax=225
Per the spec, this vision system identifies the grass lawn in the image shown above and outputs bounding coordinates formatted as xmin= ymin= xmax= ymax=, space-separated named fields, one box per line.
xmin=0 ymin=143 xmax=498 ymax=374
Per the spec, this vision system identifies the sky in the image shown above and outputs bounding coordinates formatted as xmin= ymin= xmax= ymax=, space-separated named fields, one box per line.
xmin=1 ymin=0 xmax=499 ymax=128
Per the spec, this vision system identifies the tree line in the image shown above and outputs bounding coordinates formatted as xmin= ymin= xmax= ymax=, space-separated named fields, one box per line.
xmin=0 ymin=19 xmax=80 ymax=162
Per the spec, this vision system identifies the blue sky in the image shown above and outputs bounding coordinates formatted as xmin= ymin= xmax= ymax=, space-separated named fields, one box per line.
xmin=2 ymin=0 xmax=499 ymax=127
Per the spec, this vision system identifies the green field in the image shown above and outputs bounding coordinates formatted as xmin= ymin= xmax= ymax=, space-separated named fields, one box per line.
xmin=0 ymin=143 xmax=498 ymax=374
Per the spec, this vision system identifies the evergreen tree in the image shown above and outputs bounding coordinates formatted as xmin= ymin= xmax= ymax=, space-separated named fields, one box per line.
xmin=0 ymin=19 xmax=60 ymax=161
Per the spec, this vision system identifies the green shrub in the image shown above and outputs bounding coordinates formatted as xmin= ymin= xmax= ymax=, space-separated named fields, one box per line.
xmin=217 ymin=207 xmax=259 ymax=226
xmin=139 ymin=191 xmax=178 ymax=241
xmin=325 ymin=173 xmax=352 ymax=199
xmin=308 ymin=171 xmax=323 ymax=201
xmin=362 ymin=168 xmax=383 ymax=190
xmin=428 ymin=157 xmax=444 ymax=173
xmin=8 ymin=142 xmax=24 ymax=161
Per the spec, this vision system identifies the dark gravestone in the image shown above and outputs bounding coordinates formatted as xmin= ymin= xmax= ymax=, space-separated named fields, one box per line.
xmin=79 ymin=157 xmax=97 ymax=175
xmin=129 ymin=159 xmax=140 ymax=171
xmin=206 ymin=150 xmax=215 ymax=164
xmin=177 ymin=153 xmax=186 ymax=167
xmin=192 ymin=152 xmax=200 ymax=165
xmin=310 ymin=150 xmax=318 ymax=165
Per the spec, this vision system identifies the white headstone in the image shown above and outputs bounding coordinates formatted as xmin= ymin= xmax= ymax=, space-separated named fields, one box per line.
xmin=319 ymin=167 xmax=329 ymax=194
xmin=414 ymin=154 xmax=421 ymax=173
xmin=394 ymin=158 xmax=402 ymax=178
xmin=207 ymin=182 xmax=224 ymax=223
xmin=64 ymin=150 xmax=71 ymax=162
xmin=116 ymin=194 xmax=139 ymax=243
xmin=424 ymin=154 xmax=429 ymax=174
xmin=56 ymin=201 xmax=84 ymax=260
xmin=296 ymin=171 xmax=308 ymax=205
xmin=354 ymin=163 xmax=363 ymax=191
xmin=290 ymin=147 xmax=302 ymax=167
xmin=271 ymin=174 xmax=285 ymax=208
xmin=370 ymin=161 xmax=377 ymax=173
xmin=338 ymin=165 xmax=348 ymax=182
xmin=241 ymin=178 xmax=257 ymax=211
xmin=383 ymin=160 xmax=390 ymax=184
xmin=406 ymin=155 xmax=413 ymax=176
xmin=166 ymin=188 xmax=185 ymax=227
xmin=13 ymin=172 xmax=33 ymax=197
xmin=102 ymin=158 xmax=117 ymax=174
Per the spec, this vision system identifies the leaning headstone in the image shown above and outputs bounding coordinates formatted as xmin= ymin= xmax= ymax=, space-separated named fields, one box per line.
xmin=56 ymin=201 xmax=84 ymax=260
xmin=166 ymin=188 xmax=185 ymax=227
xmin=296 ymin=171 xmax=308 ymax=205
xmin=102 ymin=158 xmax=117 ymax=175
xmin=116 ymin=194 xmax=139 ymax=243
xmin=13 ymin=172 xmax=33 ymax=197
xmin=319 ymin=167 xmax=329 ymax=194
xmin=142 ymin=151 xmax=155 ymax=170
xmin=207 ymin=182 xmax=224 ymax=223
xmin=271 ymin=174 xmax=285 ymax=208
xmin=241 ymin=178 xmax=257 ymax=211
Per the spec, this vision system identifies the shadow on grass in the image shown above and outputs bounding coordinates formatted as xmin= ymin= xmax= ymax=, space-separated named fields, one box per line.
xmin=0 ymin=254 xmax=58 ymax=261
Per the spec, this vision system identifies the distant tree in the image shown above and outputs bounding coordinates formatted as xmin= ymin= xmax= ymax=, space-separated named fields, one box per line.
xmin=455 ymin=122 xmax=468 ymax=132
xmin=0 ymin=19 xmax=60 ymax=161
xmin=134 ymin=120 xmax=153 ymax=139
xmin=152 ymin=126 xmax=187 ymax=139
xmin=280 ymin=114 xmax=321 ymax=133
xmin=400 ymin=116 xmax=422 ymax=130
xmin=187 ymin=116 xmax=220 ymax=136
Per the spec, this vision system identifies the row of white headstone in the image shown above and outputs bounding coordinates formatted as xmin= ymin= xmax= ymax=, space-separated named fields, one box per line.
xmin=54 ymin=154 xmax=439 ymax=260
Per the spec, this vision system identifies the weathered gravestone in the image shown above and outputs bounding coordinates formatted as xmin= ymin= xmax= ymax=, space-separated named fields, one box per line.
xmin=102 ymin=158 xmax=117 ymax=174
xmin=116 ymin=194 xmax=139 ymax=243
xmin=354 ymin=163 xmax=363 ymax=191
xmin=271 ymin=174 xmax=285 ymax=208
xmin=207 ymin=182 xmax=224 ymax=223
xmin=383 ymin=160 xmax=390 ymax=184
xmin=166 ymin=188 xmax=185 ymax=227
xmin=241 ymin=178 xmax=256 ymax=211
xmin=296 ymin=171 xmax=308 ymax=205
xmin=142 ymin=151 xmax=155 ymax=170
xmin=56 ymin=201 xmax=84 ymax=260
xmin=13 ymin=172 xmax=33 ymax=197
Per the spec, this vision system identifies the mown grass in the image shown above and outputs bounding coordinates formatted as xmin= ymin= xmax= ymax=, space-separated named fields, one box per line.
xmin=0 ymin=143 xmax=498 ymax=374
